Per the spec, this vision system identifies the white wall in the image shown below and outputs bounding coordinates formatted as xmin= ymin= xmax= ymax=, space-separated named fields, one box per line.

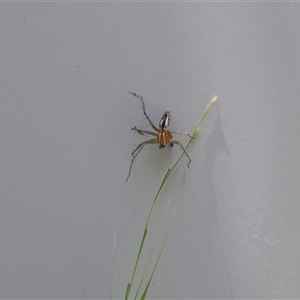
xmin=0 ymin=2 xmax=299 ymax=299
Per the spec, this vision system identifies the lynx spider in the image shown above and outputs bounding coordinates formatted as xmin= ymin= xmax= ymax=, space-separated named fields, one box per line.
xmin=126 ymin=91 xmax=192 ymax=182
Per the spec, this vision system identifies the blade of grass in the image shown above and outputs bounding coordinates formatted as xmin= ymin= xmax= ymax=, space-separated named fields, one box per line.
xmin=125 ymin=226 xmax=148 ymax=300
xmin=140 ymin=168 xmax=187 ymax=300
xmin=125 ymin=96 xmax=217 ymax=299
xmin=150 ymin=96 xmax=218 ymax=209
xmin=133 ymin=171 xmax=183 ymax=299
xmin=167 ymin=96 xmax=218 ymax=176
xmin=148 ymin=96 xmax=218 ymax=225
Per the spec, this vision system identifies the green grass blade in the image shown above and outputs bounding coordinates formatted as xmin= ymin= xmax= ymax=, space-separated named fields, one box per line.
xmin=125 ymin=96 xmax=217 ymax=299
xmin=140 ymin=170 xmax=187 ymax=300
xmin=125 ymin=227 xmax=148 ymax=300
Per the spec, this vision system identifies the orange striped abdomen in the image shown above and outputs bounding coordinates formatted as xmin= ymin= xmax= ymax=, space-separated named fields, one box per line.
xmin=157 ymin=131 xmax=173 ymax=148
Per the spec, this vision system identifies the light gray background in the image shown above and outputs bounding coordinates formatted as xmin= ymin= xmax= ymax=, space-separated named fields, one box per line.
xmin=1 ymin=2 xmax=300 ymax=299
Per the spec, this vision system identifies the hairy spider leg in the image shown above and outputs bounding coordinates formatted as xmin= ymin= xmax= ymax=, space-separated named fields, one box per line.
xmin=171 ymin=140 xmax=192 ymax=168
xmin=131 ymin=138 xmax=157 ymax=157
xmin=126 ymin=138 xmax=157 ymax=182
xmin=128 ymin=91 xmax=160 ymax=132
xmin=131 ymin=126 xmax=157 ymax=136
xmin=170 ymin=130 xmax=194 ymax=139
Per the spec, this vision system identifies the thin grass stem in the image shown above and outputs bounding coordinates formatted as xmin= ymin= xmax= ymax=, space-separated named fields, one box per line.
xmin=125 ymin=96 xmax=217 ymax=299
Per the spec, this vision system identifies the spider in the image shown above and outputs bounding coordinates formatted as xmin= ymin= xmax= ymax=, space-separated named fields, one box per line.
xmin=126 ymin=91 xmax=192 ymax=182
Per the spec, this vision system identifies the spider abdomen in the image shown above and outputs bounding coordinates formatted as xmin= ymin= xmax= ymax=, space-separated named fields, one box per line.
xmin=157 ymin=131 xmax=173 ymax=148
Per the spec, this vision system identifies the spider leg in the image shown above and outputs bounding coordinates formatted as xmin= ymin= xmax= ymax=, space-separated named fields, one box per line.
xmin=128 ymin=91 xmax=160 ymax=132
xmin=131 ymin=126 xmax=157 ymax=136
xmin=131 ymin=137 xmax=157 ymax=158
xmin=171 ymin=140 xmax=192 ymax=168
xmin=126 ymin=138 xmax=158 ymax=182
xmin=170 ymin=130 xmax=194 ymax=139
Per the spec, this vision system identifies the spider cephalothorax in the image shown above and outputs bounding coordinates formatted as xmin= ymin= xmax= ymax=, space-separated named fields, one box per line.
xmin=159 ymin=111 xmax=170 ymax=129
xmin=126 ymin=91 xmax=192 ymax=182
